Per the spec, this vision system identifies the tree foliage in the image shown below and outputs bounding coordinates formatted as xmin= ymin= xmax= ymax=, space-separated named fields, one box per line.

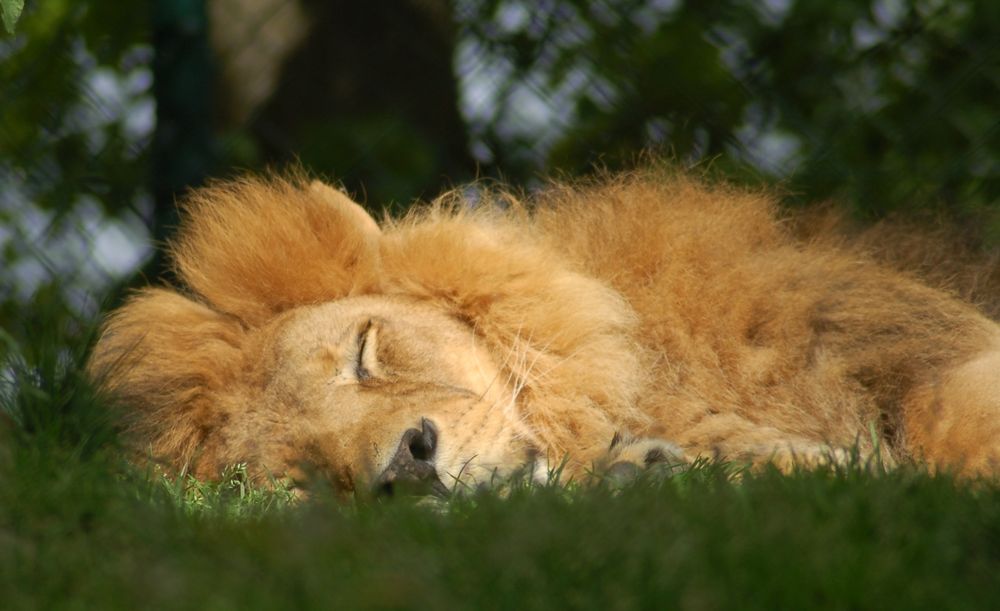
xmin=0 ymin=1 xmax=149 ymax=218
xmin=456 ymin=0 xmax=999 ymax=225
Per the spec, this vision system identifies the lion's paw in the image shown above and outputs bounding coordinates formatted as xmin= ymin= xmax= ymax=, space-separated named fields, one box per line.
xmin=761 ymin=444 xmax=854 ymax=473
xmin=595 ymin=432 xmax=688 ymax=485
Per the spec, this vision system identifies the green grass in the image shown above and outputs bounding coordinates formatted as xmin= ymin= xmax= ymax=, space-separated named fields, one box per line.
xmin=3 ymin=331 xmax=1000 ymax=610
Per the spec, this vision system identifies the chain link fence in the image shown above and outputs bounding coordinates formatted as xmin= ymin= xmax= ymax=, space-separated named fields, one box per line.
xmin=1 ymin=0 xmax=998 ymax=355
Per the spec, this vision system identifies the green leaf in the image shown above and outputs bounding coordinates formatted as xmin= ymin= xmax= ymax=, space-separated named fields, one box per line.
xmin=1 ymin=0 xmax=24 ymax=34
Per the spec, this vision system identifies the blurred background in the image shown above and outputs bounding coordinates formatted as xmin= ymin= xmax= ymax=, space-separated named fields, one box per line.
xmin=0 ymin=0 xmax=998 ymax=355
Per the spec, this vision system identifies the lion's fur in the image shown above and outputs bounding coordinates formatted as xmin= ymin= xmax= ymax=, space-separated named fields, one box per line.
xmin=533 ymin=177 xmax=999 ymax=464
xmin=89 ymin=170 xmax=1000 ymax=485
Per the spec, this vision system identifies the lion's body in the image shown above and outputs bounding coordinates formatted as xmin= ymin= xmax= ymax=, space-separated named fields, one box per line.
xmin=537 ymin=179 xmax=1000 ymax=471
xmin=89 ymin=172 xmax=1000 ymax=490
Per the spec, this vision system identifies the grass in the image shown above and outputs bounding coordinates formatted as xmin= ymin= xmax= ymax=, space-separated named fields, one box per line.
xmin=3 ymin=327 xmax=1000 ymax=610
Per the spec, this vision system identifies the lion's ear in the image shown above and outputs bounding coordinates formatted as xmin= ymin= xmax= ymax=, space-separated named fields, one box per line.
xmin=171 ymin=176 xmax=381 ymax=326
xmin=88 ymin=288 xmax=246 ymax=471
xmin=308 ymin=179 xmax=381 ymax=239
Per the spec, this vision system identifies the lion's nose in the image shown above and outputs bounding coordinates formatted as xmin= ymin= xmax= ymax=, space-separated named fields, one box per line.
xmin=376 ymin=418 xmax=449 ymax=498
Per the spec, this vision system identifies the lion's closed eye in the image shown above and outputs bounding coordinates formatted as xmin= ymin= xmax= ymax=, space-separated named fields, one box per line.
xmin=355 ymin=319 xmax=379 ymax=382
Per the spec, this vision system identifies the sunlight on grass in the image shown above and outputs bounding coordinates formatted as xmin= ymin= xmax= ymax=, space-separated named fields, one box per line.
xmin=157 ymin=463 xmax=299 ymax=517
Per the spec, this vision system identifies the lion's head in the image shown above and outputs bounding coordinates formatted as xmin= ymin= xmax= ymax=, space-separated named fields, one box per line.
xmin=89 ymin=176 xmax=648 ymax=495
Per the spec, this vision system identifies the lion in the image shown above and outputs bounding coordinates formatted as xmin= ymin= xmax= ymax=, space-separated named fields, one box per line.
xmin=88 ymin=170 xmax=1000 ymax=496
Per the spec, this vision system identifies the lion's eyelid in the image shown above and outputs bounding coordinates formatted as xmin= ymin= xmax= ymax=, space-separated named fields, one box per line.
xmin=355 ymin=319 xmax=378 ymax=382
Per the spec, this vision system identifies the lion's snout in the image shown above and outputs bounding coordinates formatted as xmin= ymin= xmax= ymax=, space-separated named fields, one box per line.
xmin=375 ymin=418 xmax=449 ymax=498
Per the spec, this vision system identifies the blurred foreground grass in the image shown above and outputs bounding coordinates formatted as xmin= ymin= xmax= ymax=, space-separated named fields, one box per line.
xmin=2 ymin=324 xmax=999 ymax=610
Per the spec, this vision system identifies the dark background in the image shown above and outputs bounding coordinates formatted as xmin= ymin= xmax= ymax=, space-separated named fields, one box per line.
xmin=1 ymin=0 xmax=998 ymax=351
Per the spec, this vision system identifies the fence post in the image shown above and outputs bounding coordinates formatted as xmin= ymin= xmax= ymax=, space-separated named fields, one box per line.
xmin=150 ymin=0 xmax=214 ymax=278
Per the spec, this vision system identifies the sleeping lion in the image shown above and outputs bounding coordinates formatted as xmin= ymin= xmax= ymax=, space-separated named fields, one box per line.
xmin=89 ymin=171 xmax=1000 ymax=495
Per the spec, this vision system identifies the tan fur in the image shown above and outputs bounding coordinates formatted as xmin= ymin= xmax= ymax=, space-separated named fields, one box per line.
xmin=89 ymin=170 xmax=1000 ymax=490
